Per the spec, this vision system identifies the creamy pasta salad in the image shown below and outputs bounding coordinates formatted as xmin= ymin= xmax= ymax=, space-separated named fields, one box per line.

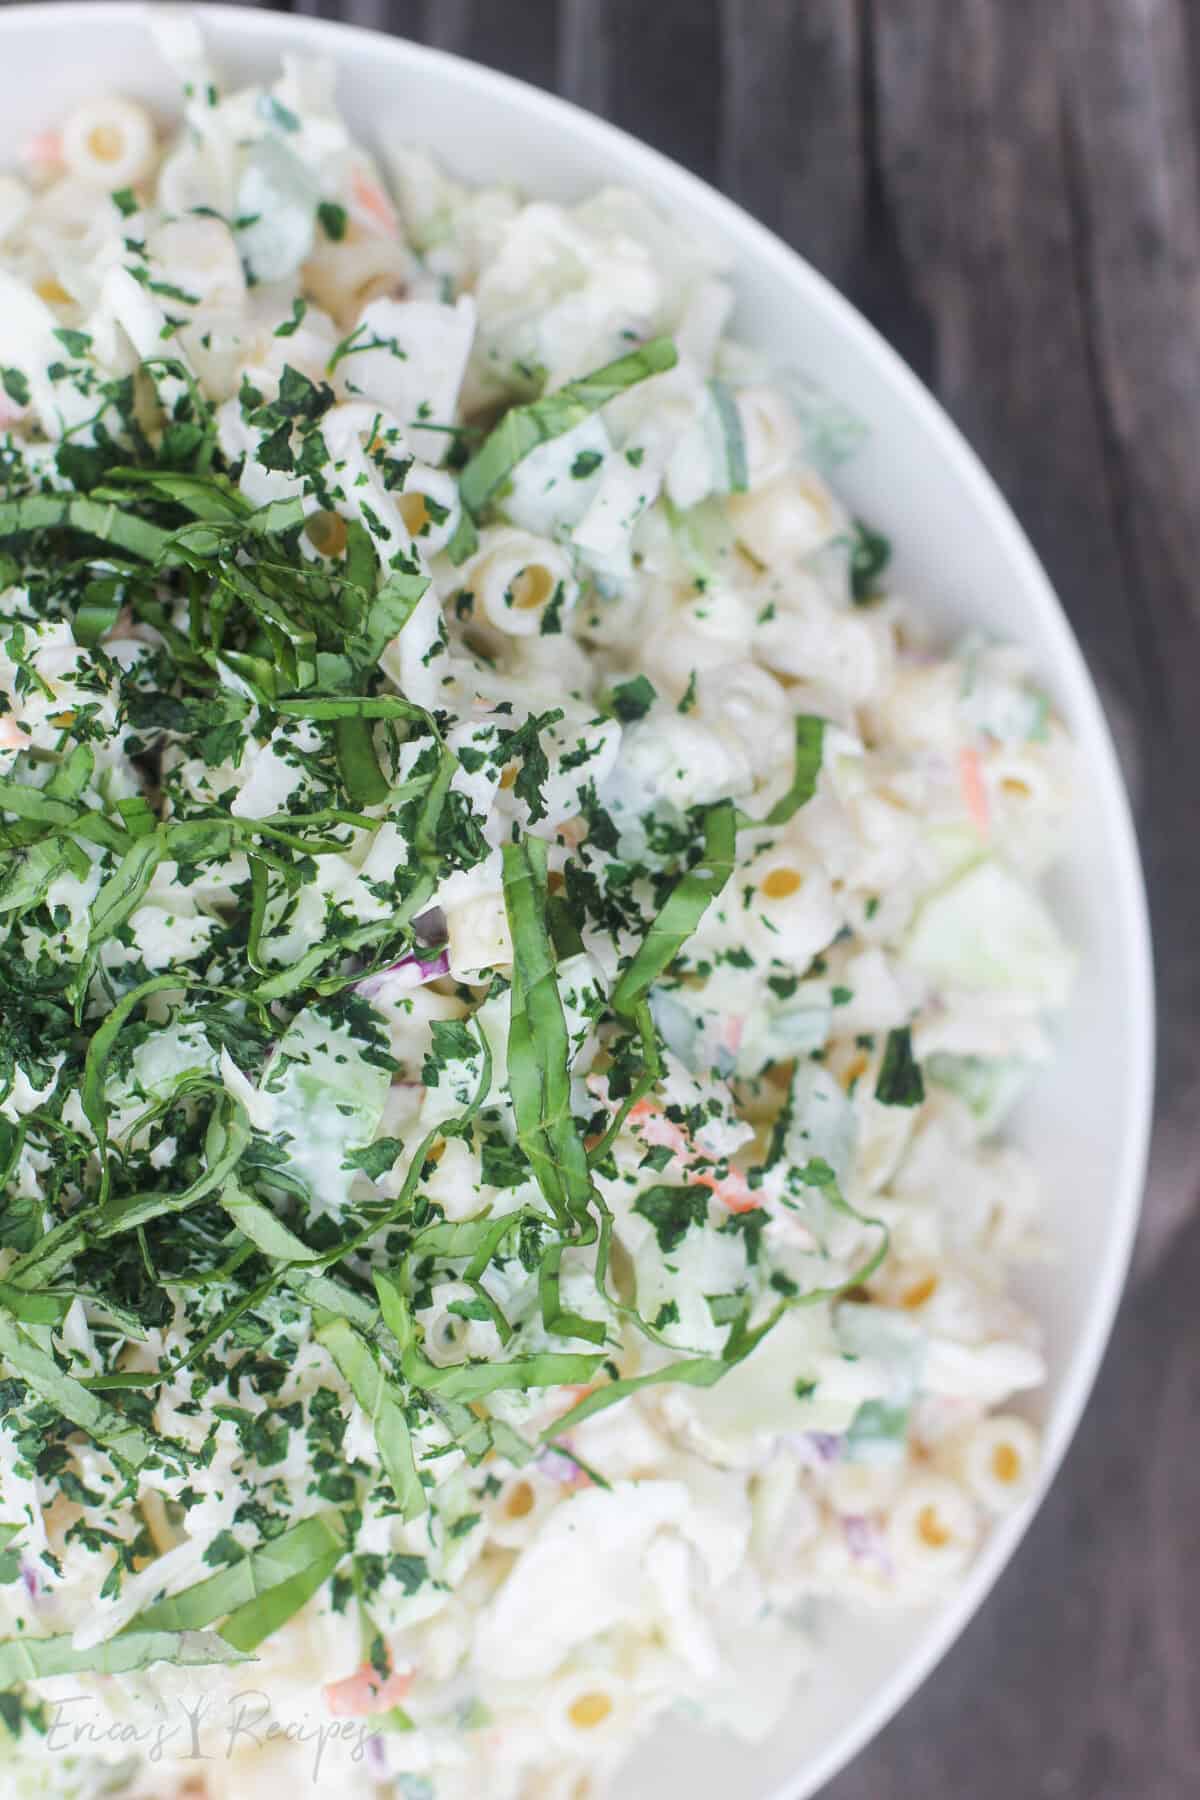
xmin=0 ymin=17 xmax=1076 ymax=1800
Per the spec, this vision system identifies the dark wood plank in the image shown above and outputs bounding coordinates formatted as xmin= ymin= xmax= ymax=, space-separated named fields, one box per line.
xmin=286 ymin=0 xmax=561 ymax=81
xmin=718 ymin=0 xmax=865 ymax=290
xmin=1056 ymin=0 xmax=1200 ymax=1267
xmin=860 ymin=0 xmax=1148 ymax=741
xmin=558 ymin=0 xmax=615 ymax=117
xmin=339 ymin=0 xmax=391 ymax=26
xmin=558 ymin=0 xmax=722 ymax=181
xmin=417 ymin=0 xmax=561 ymax=89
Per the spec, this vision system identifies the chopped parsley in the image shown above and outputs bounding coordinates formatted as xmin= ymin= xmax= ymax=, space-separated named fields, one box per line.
xmin=874 ymin=1027 xmax=925 ymax=1107
xmin=609 ymin=674 xmax=657 ymax=723
xmin=274 ymin=297 xmax=308 ymax=338
xmin=633 ymin=1184 xmax=710 ymax=1255
xmin=317 ymin=200 xmax=348 ymax=241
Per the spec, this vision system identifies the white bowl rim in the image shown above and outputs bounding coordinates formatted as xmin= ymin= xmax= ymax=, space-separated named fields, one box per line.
xmin=0 ymin=5 xmax=1157 ymax=1795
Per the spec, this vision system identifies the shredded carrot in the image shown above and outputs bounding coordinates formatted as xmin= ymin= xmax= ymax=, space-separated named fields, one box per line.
xmin=627 ymin=1098 xmax=689 ymax=1156
xmin=350 ymin=164 xmax=399 ymax=238
xmin=694 ymin=1164 xmax=759 ymax=1213
xmin=959 ymin=746 xmax=990 ymax=836
xmin=627 ymin=1098 xmax=761 ymax=1212
xmin=20 ymin=130 xmax=63 ymax=171
xmin=324 ymin=1661 xmax=413 ymax=1718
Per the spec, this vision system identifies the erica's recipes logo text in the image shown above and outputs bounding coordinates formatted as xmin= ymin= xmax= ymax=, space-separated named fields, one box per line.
xmin=43 ymin=1689 xmax=384 ymax=1782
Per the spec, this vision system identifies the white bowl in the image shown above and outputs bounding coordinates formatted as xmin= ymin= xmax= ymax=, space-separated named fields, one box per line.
xmin=0 ymin=6 xmax=1155 ymax=1796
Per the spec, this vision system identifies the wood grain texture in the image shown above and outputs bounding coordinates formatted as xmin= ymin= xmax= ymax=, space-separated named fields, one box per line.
xmin=1057 ymin=0 xmax=1200 ymax=1259
xmin=719 ymin=0 xmax=865 ymax=284
xmin=7 ymin=0 xmax=1195 ymax=1793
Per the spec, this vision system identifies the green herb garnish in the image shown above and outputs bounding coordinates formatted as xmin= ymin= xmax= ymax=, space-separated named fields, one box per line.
xmin=875 ymin=1027 xmax=925 ymax=1107
xmin=458 ymin=337 xmax=677 ymax=517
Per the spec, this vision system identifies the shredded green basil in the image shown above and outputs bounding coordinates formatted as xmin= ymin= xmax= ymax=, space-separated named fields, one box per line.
xmin=611 ymin=801 xmax=736 ymax=1017
xmin=0 ymin=1629 xmax=251 ymax=1687
xmin=458 ymin=338 xmax=678 ymax=517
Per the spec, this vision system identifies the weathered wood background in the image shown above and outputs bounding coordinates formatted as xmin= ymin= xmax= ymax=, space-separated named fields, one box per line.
xmin=39 ymin=0 xmax=1200 ymax=1792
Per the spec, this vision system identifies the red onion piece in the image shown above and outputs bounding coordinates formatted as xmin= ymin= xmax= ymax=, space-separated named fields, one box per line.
xmin=842 ymin=1513 xmax=894 ymax=1575
xmin=356 ymin=947 xmax=450 ymax=998
xmin=803 ymin=1431 xmax=844 ymax=1465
